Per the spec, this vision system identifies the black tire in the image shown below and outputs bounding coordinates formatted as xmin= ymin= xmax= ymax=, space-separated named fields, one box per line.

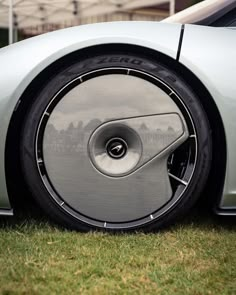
xmin=20 ymin=52 xmax=212 ymax=232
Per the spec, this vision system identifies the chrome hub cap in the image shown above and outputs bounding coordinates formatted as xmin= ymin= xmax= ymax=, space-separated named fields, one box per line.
xmin=36 ymin=68 xmax=197 ymax=229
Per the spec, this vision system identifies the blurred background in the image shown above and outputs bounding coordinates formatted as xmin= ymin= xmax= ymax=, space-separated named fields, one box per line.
xmin=0 ymin=0 xmax=202 ymax=48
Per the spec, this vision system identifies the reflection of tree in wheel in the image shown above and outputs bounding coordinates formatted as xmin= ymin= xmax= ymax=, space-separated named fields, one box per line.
xmin=84 ymin=119 xmax=102 ymax=132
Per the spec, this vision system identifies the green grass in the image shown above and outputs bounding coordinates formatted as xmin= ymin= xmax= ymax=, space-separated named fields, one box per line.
xmin=0 ymin=211 xmax=235 ymax=295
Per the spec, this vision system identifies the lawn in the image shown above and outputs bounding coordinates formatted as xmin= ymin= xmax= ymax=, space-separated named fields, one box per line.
xmin=0 ymin=210 xmax=235 ymax=295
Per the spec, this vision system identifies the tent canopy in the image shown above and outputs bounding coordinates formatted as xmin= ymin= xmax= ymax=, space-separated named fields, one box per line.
xmin=0 ymin=0 xmax=174 ymax=28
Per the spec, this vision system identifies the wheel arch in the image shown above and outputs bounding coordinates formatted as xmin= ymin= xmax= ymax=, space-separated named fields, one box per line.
xmin=5 ymin=43 xmax=226 ymax=208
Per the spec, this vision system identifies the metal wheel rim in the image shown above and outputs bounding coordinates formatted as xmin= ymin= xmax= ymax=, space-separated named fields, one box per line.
xmin=35 ymin=67 xmax=198 ymax=229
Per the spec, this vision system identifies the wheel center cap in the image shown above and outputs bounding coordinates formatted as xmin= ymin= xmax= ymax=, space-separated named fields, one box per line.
xmin=106 ymin=138 xmax=128 ymax=159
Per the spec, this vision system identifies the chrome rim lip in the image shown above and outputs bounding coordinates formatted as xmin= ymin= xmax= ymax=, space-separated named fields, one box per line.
xmin=35 ymin=67 xmax=198 ymax=229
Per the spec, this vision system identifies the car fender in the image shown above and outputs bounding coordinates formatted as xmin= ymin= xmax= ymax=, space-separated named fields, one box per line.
xmin=0 ymin=22 xmax=181 ymax=208
xmin=179 ymin=24 xmax=236 ymax=209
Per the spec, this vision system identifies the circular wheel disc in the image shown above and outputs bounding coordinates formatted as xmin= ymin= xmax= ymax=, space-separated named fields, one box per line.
xmin=36 ymin=68 xmax=197 ymax=229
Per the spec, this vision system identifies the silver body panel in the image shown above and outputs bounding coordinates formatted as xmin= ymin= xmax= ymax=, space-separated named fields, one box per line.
xmin=179 ymin=25 xmax=236 ymax=209
xmin=0 ymin=209 xmax=13 ymax=216
xmin=0 ymin=22 xmax=235 ymax=212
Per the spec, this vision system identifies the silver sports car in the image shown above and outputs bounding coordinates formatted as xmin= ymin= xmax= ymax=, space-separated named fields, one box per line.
xmin=0 ymin=1 xmax=235 ymax=231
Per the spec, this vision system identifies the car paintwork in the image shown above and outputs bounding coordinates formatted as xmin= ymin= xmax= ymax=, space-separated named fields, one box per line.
xmin=179 ymin=25 xmax=236 ymax=209
xmin=0 ymin=22 xmax=235 ymax=214
xmin=163 ymin=0 xmax=236 ymax=27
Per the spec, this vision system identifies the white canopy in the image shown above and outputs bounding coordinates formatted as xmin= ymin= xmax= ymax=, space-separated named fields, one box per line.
xmin=0 ymin=0 xmax=175 ymax=43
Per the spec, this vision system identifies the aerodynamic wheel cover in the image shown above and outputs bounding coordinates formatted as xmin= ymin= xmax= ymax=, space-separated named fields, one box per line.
xmin=36 ymin=68 xmax=197 ymax=229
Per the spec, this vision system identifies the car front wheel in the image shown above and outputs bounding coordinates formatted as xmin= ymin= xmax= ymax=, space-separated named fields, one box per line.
xmin=21 ymin=52 xmax=212 ymax=231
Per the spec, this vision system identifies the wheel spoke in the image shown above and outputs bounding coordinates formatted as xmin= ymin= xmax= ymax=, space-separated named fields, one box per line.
xmin=168 ymin=172 xmax=188 ymax=186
